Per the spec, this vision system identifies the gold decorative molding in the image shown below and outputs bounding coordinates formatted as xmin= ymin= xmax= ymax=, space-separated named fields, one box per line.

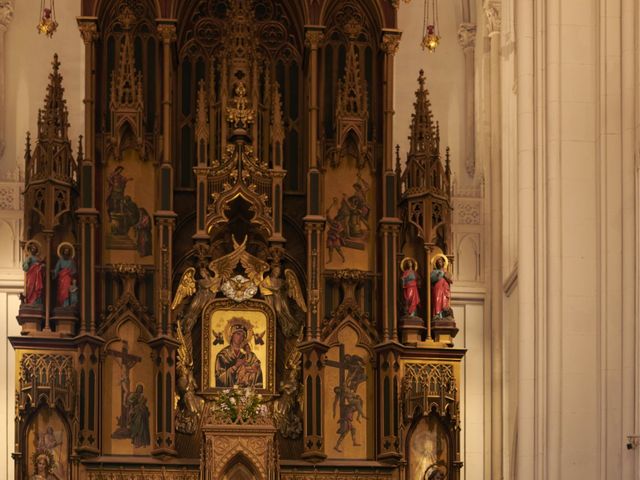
xmin=86 ymin=469 xmax=199 ymax=480
xmin=380 ymin=31 xmax=401 ymax=56
xmin=304 ymin=29 xmax=324 ymax=50
xmin=400 ymin=362 xmax=459 ymax=422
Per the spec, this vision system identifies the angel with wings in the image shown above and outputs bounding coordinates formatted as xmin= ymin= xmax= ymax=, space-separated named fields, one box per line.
xmin=172 ymin=238 xmax=251 ymax=330
xmin=260 ymin=263 xmax=307 ymax=337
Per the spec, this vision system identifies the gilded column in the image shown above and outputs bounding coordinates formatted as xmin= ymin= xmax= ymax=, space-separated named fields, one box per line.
xmin=303 ymin=26 xmax=324 ymax=340
xmin=77 ymin=17 xmax=99 ymax=336
xmin=376 ymin=29 xmax=403 ymax=464
xmin=75 ymin=18 xmax=102 ymax=455
xmin=379 ymin=30 xmax=402 ymax=343
xmin=300 ymin=25 xmax=328 ymax=463
xmin=151 ymin=20 xmax=179 ymax=458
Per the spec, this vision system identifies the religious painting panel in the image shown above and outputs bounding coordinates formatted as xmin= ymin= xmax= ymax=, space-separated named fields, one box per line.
xmin=202 ymin=299 xmax=275 ymax=395
xmin=324 ymin=322 xmax=374 ymax=459
xmin=407 ymin=414 xmax=450 ymax=480
xmin=102 ymin=149 xmax=155 ymax=264
xmin=324 ymin=159 xmax=375 ymax=271
xmin=102 ymin=319 xmax=154 ymax=455
xmin=25 ymin=406 xmax=69 ymax=480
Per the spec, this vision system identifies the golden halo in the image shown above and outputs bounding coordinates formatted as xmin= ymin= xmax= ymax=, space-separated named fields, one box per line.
xmin=24 ymin=239 xmax=42 ymax=255
xmin=57 ymin=241 xmax=75 ymax=258
xmin=430 ymin=253 xmax=449 ymax=270
xmin=400 ymin=256 xmax=417 ymax=271
xmin=223 ymin=316 xmax=254 ymax=345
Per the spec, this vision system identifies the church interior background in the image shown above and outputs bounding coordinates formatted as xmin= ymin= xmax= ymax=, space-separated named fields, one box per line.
xmin=0 ymin=0 xmax=639 ymax=479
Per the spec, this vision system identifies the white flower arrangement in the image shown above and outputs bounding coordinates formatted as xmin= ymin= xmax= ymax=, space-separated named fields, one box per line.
xmin=212 ymin=385 xmax=266 ymax=422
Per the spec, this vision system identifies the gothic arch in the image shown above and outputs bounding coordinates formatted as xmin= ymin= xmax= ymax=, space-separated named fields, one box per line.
xmin=319 ymin=0 xmax=384 ymax=34
xmin=220 ymin=453 xmax=261 ymax=480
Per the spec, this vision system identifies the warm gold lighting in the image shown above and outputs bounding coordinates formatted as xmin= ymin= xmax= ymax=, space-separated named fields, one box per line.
xmin=422 ymin=25 xmax=440 ymax=52
xmin=37 ymin=1 xmax=58 ymax=38
xmin=405 ymin=0 xmax=441 ymax=52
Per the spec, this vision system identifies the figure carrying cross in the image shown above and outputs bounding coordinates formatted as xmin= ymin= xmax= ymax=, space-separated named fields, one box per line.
xmin=326 ymin=344 xmax=368 ymax=452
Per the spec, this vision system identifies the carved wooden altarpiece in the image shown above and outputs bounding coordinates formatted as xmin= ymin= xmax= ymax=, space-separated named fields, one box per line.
xmin=12 ymin=1 xmax=465 ymax=479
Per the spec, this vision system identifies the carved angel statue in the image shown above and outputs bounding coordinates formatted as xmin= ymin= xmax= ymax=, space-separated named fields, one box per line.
xmin=173 ymin=267 xmax=214 ymax=332
xmin=171 ymin=237 xmax=251 ymax=331
xmin=259 ymin=263 xmax=307 ymax=337
xmin=175 ymin=318 xmax=204 ymax=434
xmin=272 ymin=330 xmax=304 ymax=438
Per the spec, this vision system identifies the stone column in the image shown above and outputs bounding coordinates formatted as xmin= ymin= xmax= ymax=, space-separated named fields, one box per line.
xmin=380 ymin=29 xmax=402 ymax=342
xmin=0 ymin=1 xmax=13 ymax=164
xmin=483 ymin=2 xmax=503 ymax=479
xmin=457 ymin=22 xmax=476 ymax=178
xmin=515 ymin=0 xmax=535 ymax=474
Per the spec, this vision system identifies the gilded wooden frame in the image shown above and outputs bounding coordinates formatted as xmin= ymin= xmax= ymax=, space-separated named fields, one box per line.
xmin=201 ymin=298 xmax=276 ymax=397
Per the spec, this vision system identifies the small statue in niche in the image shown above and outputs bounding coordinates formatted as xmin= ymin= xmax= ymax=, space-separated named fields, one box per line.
xmin=259 ymin=262 xmax=307 ymax=337
xmin=430 ymin=254 xmax=453 ymax=321
xmin=22 ymin=240 xmax=45 ymax=305
xmin=31 ymin=450 xmax=56 ymax=480
xmin=53 ymin=242 xmax=77 ymax=308
xmin=401 ymin=257 xmax=420 ymax=317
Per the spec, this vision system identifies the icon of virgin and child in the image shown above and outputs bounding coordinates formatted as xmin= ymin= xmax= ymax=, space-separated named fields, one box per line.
xmin=214 ymin=317 xmax=264 ymax=388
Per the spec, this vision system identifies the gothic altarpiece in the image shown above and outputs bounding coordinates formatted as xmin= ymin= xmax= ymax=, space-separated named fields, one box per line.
xmin=12 ymin=1 xmax=464 ymax=479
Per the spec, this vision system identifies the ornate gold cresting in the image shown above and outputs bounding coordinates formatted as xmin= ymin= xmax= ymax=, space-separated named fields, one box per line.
xmin=194 ymin=0 xmax=285 ymax=240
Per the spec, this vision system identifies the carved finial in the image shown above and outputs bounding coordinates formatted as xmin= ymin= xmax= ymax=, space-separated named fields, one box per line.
xmin=270 ymin=81 xmax=285 ymax=144
xmin=395 ymin=144 xmax=401 ymax=175
xmin=24 ymin=131 xmax=32 ymax=169
xmin=445 ymin=146 xmax=451 ymax=175
xmin=77 ymin=135 xmax=84 ymax=163
xmin=408 ymin=69 xmax=436 ymax=156
xmin=336 ymin=44 xmax=368 ymax=119
xmin=195 ymin=80 xmax=209 ymax=166
xmin=226 ymin=82 xmax=255 ymax=128
xmin=38 ymin=54 xmax=70 ymax=141
xmin=110 ymin=32 xmax=144 ymax=111
xmin=117 ymin=5 xmax=136 ymax=30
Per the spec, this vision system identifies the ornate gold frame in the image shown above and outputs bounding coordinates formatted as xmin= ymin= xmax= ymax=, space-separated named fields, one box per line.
xmin=201 ymin=298 xmax=276 ymax=397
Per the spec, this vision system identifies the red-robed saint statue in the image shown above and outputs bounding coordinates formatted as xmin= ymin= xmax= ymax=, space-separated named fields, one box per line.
xmin=430 ymin=255 xmax=453 ymax=320
xmin=53 ymin=242 xmax=77 ymax=307
xmin=401 ymin=257 xmax=420 ymax=317
xmin=22 ymin=241 xmax=45 ymax=305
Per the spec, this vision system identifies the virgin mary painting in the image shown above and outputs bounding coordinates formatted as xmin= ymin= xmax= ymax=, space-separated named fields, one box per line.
xmin=214 ymin=317 xmax=263 ymax=388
